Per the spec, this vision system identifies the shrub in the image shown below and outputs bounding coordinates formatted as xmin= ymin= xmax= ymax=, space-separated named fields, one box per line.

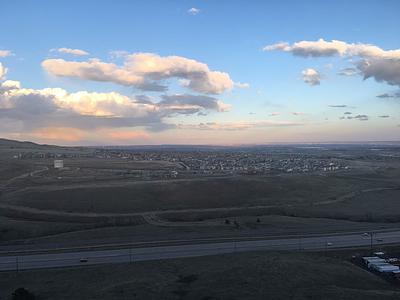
xmin=12 ymin=288 xmax=35 ymax=300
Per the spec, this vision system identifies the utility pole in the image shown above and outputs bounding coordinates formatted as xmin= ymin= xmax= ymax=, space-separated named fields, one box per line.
xmin=370 ymin=232 xmax=373 ymax=253
xmin=363 ymin=232 xmax=374 ymax=254
xmin=325 ymin=241 xmax=333 ymax=256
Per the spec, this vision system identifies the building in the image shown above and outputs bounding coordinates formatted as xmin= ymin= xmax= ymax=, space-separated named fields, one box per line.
xmin=54 ymin=159 xmax=64 ymax=169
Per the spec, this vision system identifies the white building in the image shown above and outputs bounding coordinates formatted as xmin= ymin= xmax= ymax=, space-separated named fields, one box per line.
xmin=54 ymin=159 xmax=64 ymax=169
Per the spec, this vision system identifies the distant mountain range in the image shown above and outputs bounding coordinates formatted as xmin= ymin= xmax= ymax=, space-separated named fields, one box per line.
xmin=0 ymin=137 xmax=399 ymax=151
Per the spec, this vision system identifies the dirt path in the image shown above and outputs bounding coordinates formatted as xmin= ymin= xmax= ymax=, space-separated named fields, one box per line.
xmin=0 ymin=166 xmax=48 ymax=189
xmin=142 ymin=212 xmax=223 ymax=227
xmin=316 ymin=187 xmax=398 ymax=205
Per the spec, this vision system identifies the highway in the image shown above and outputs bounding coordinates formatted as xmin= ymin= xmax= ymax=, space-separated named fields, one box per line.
xmin=1 ymin=230 xmax=400 ymax=272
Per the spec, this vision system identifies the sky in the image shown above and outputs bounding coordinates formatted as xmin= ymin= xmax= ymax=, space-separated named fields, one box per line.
xmin=0 ymin=0 xmax=399 ymax=145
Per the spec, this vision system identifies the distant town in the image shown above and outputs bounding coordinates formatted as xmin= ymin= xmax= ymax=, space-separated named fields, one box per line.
xmin=11 ymin=144 xmax=400 ymax=179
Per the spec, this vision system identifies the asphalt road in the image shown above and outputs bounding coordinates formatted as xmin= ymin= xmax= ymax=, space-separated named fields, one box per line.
xmin=1 ymin=230 xmax=400 ymax=272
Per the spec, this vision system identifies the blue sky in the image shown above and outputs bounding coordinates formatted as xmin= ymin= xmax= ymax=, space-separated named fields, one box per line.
xmin=0 ymin=0 xmax=399 ymax=145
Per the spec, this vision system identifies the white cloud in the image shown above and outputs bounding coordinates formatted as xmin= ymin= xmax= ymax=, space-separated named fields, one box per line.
xmin=265 ymin=39 xmax=400 ymax=87
xmin=301 ymin=68 xmax=321 ymax=86
xmin=264 ymin=39 xmax=400 ymax=59
xmin=0 ymin=50 xmax=13 ymax=57
xmin=235 ymin=82 xmax=250 ymax=88
xmin=263 ymin=42 xmax=289 ymax=52
xmin=0 ymin=80 xmax=20 ymax=92
xmin=0 ymin=63 xmax=7 ymax=80
xmin=42 ymin=53 xmax=234 ymax=94
xmin=188 ymin=7 xmax=200 ymax=15
xmin=54 ymin=91 xmax=154 ymax=118
xmin=42 ymin=58 xmax=146 ymax=88
xmin=55 ymin=47 xmax=89 ymax=56
xmin=0 ymin=80 xmax=231 ymax=133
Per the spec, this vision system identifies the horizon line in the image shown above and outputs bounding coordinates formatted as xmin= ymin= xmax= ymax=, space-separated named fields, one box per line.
xmin=2 ymin=137 xmax=400 ymax=148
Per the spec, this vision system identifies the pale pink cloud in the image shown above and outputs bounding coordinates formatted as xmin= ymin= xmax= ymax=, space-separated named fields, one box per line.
xmin=30 ymin=127 xmax=87 ymax=142
xmin=100 ymin=129 xmax=150 ymax=141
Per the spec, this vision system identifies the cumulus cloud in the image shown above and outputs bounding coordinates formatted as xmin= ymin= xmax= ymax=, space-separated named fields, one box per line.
xmin=301 ymin=68 xmax=321 ymax=86
xmin=0 ymin=50 xmax=13 ymax=57
xmin=54 ymin=47 xmax=89 ymax=56
xmin=292 ymin=112 xmax=305 ymax=116
xmin=159 ymin=94 xmax=230 ymax=114
xmin=188 ymin=7 xmax=200 ymax=15
xmin=264 ymin=39 xmax=400 ymax=59
xmin=0 ymin=80 xmax=21 ymax=92
xmin=269 ymin=112 xmax=280 ymax=116
xmin=378 ymin=115 xmax=390 ymax=118
xmin=344 ymin=111 xmax=352 ymax=115
xmin=42 ymin=58 xmax=147 ymax=88
xmin=0 ymin=80 xmax=231 ymax=139
xmin=264 ymin=38 xmax=400 ymax=87
xmin=178 ymin=120 xmax=303 ymax=131
xmin=0 ymin=63 xmax=7 ymax=80
xmin=357 ymin=58 xmax=400 ymax=86
xmin=42 ymin=53 xmax=234 ymax=94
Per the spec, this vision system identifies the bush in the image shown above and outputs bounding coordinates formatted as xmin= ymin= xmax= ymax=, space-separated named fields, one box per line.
xmin=12 ymin=288 xmax=35 ymax=300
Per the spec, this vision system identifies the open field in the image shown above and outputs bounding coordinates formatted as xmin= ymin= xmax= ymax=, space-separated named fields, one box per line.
xmin=1 ymin=250 xmax=399 ymax=299
xmin=1 ymin=138 xmax=400 ymax=250
xmin=0 ymin=216 xmax=95 ymax=242
xmin=284 ymin=189 xmax=400 ymax=222
xmin=0 ymin=168 xmax=399 ymax=245
xmin=160 ymin=187 xmax=400 ymax=223
xmin=3 ymin=173 xmax=395 ymax=213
